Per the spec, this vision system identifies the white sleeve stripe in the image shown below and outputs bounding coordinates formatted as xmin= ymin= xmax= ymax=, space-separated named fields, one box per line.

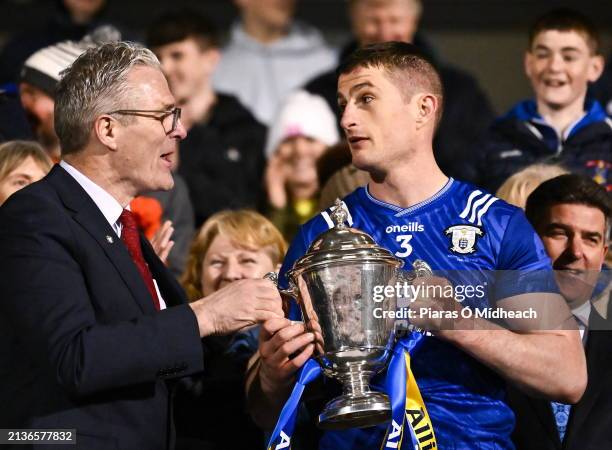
xmin=468 ymin=193 xmax=491 ymax=224
xmin=342 ymin=201 xmax=354 ymax=226
xmin=476 ymin=197 xmax=498 ymax=226
xmin=321 ymin=210 xmax=334 ymax=229
xmin=459 ymin=190 xmax=482 ymax=218
xmin=321 ymin=201 xmax=354 ymax=228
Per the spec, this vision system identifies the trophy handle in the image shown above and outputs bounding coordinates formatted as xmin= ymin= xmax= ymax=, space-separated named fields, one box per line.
xmin=412 ymin=259 xmax=433 ymax=278
xmin=395 ymin=259 xmax=432 ymax=285
xmin=264 ymin=272 xmax=299 ymax=297
xmin=394 ymin=259 xmax=433 ymax=335
xmin=263 ymin=271 xmax=279 ymax=286
xmin=264 ymin=272 xmax=299 ymax=315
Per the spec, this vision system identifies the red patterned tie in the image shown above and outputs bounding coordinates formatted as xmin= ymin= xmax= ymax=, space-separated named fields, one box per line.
xmin=119 ymin=209 xmax=161 ymax=310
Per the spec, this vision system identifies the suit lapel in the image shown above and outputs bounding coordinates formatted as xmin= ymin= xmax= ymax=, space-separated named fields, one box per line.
xmin=564 ymin=310 xmax=612 ymax=445
xmin=48 ymin=165 xmax=156 ymax=314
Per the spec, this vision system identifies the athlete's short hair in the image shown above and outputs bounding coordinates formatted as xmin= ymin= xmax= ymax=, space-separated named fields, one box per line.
xmin=337 ymin=41 xmax=444 ymax=125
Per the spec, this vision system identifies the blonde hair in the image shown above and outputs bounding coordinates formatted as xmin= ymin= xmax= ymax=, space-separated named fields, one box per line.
xmin=0 ymin=140 xmax=53 ymax=182
xmin=496 ymin=163 xmax=569 ymax=209
xmin=181 ymin=210 xmax=288 ymax=301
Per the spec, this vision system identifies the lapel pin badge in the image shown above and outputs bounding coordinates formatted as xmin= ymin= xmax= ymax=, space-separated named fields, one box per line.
xmin=106 ymin=235 xmax=114 ymax=244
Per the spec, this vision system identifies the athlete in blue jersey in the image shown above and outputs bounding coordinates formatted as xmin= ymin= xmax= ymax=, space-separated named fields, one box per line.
xmin=246 ymin=42 xmax=587 ymax=449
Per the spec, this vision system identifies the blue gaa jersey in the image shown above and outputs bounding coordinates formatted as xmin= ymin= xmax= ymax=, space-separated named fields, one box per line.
xmin=279 ymin=178 xmax=555 ymax=450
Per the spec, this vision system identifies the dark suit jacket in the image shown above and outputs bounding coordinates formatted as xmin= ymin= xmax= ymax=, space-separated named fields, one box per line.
xmin=506 ymin=307 xmax=612 ymax=450
xmin=0 ymin=165 xmax=204 ymax=449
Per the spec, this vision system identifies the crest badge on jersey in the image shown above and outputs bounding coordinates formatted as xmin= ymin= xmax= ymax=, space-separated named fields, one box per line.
xmin=444 ymin=225 xmax=484 ymax=254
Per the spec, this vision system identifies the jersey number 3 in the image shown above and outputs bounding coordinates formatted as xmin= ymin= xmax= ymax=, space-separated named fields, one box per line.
xmin=395 ymin=234 xmax=413 ymax=257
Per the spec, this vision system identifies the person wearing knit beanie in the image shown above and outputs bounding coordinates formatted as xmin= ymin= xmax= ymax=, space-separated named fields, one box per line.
xmin=265 ymin=90 xmax=339 ymax=158
xmin=19 ymin=40 xmax=90 ymax=160
xmin=18 ymin=25 xmax=119 ymax=160
xmin=264 ymin=90 xmax=340 ymax=240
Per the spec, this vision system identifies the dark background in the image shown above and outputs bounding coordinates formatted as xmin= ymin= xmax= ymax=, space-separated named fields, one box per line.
xmin=1 ymin=0 xmax=610 ymax=113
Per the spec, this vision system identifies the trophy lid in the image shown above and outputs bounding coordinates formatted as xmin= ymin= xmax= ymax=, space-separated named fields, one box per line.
xmin=288 ymin=200 xmax=403 ymax=276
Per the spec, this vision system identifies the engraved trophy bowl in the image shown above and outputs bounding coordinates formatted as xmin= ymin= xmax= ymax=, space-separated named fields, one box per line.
xmin=267 ymin=200 xmax=432 ymax=430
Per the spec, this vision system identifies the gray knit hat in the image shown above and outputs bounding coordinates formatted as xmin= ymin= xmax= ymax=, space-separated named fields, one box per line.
xmin=19 ymin=25 xmax=121 ymax=98
xmin=20 ymin=41 xmax=88 ymax=98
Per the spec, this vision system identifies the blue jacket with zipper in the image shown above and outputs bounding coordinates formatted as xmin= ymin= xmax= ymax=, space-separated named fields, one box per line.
xmin=476 ymin=99 xmax=611 ymax=192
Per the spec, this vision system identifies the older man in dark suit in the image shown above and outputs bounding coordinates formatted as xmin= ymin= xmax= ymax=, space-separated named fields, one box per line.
xmin=507 ymin=174 xmax=612 ymax=450
xmin=0 ymin=42 xmax=283 ymax=449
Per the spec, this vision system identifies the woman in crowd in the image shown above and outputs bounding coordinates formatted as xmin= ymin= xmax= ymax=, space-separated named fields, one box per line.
xmin=0 ymin=140 xmax=52 ymax=206
xmin=265 ymin=90 xmax=339 ymax=241
xmin=177 ymin=209 xmax=287 ymax=450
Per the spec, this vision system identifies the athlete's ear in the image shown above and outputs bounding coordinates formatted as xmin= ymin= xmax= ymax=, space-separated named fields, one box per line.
xmin=415 ymin=93 xmax=437 ymax=127
xmin=94 ymin=114 xmax=120 ymax=151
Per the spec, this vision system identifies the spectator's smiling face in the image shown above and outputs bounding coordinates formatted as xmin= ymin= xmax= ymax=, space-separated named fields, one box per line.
xmin=539 ymin=203 xmax=608 ymax=307
xmin=153 ymin=38 xmax=218 ymax=105
xmin=0 ymin=156 xmax=48 ymax=205
xmin=114 ymin=66 xmax=186 ymax=195
xmin=276 ymin=135 xmax=327 ymax=196
xmin=525 ymin=30 xmax=603 ymax=111
xmin=200 ymin=234 xmax=276 ymax=296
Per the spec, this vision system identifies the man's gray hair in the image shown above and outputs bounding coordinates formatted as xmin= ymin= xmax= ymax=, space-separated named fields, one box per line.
xmin=54 ymin=41 xmax=161 ymax=155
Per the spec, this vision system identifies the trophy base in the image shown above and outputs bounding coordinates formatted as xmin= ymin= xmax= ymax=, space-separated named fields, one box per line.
xmin=318 ymin=391 xmax=391 ymax=430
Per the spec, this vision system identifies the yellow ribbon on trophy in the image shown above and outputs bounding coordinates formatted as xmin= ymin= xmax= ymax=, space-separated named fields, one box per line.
xmin=404 ymin=350 xmax=437 ymax=450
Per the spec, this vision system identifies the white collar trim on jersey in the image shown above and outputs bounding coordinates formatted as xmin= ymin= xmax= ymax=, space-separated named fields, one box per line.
xmin=364 ymin=178 xmax=454 ymax=216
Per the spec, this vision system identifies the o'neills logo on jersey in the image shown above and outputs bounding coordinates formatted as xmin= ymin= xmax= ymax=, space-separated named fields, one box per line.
xmin=444 ymin=225 xmax=483 ymax=254
xmin=386 ymin=223 xmax=424 ymax=233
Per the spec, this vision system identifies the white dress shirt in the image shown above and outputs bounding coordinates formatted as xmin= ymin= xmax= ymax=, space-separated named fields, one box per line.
xmin=572 ymin=300 xmax=591 ymax=343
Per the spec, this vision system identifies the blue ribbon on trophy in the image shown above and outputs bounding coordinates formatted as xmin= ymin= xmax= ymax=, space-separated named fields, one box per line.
xmin=266 ymin=331 xmax=435 ymax=450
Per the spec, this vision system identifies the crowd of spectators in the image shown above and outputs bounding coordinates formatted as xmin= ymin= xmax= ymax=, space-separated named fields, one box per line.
xmin=0 ymin=1 xmax=610 ymax=449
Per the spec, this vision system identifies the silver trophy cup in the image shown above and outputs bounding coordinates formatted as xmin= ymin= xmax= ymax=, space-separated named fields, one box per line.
xmin=268 ymin=201 xmax=431 ymax=430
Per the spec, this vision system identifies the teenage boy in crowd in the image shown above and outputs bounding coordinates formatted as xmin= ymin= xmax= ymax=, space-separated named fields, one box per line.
xmin=147 ymin=9 xmax=267 ymax=227
xmin=247 ymin=42 xmax=586 ymax=450
xmin=477 ymin=9 xmax=610 ymax=193
xmin=508 ymin=174 xmax=612 ymax=450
